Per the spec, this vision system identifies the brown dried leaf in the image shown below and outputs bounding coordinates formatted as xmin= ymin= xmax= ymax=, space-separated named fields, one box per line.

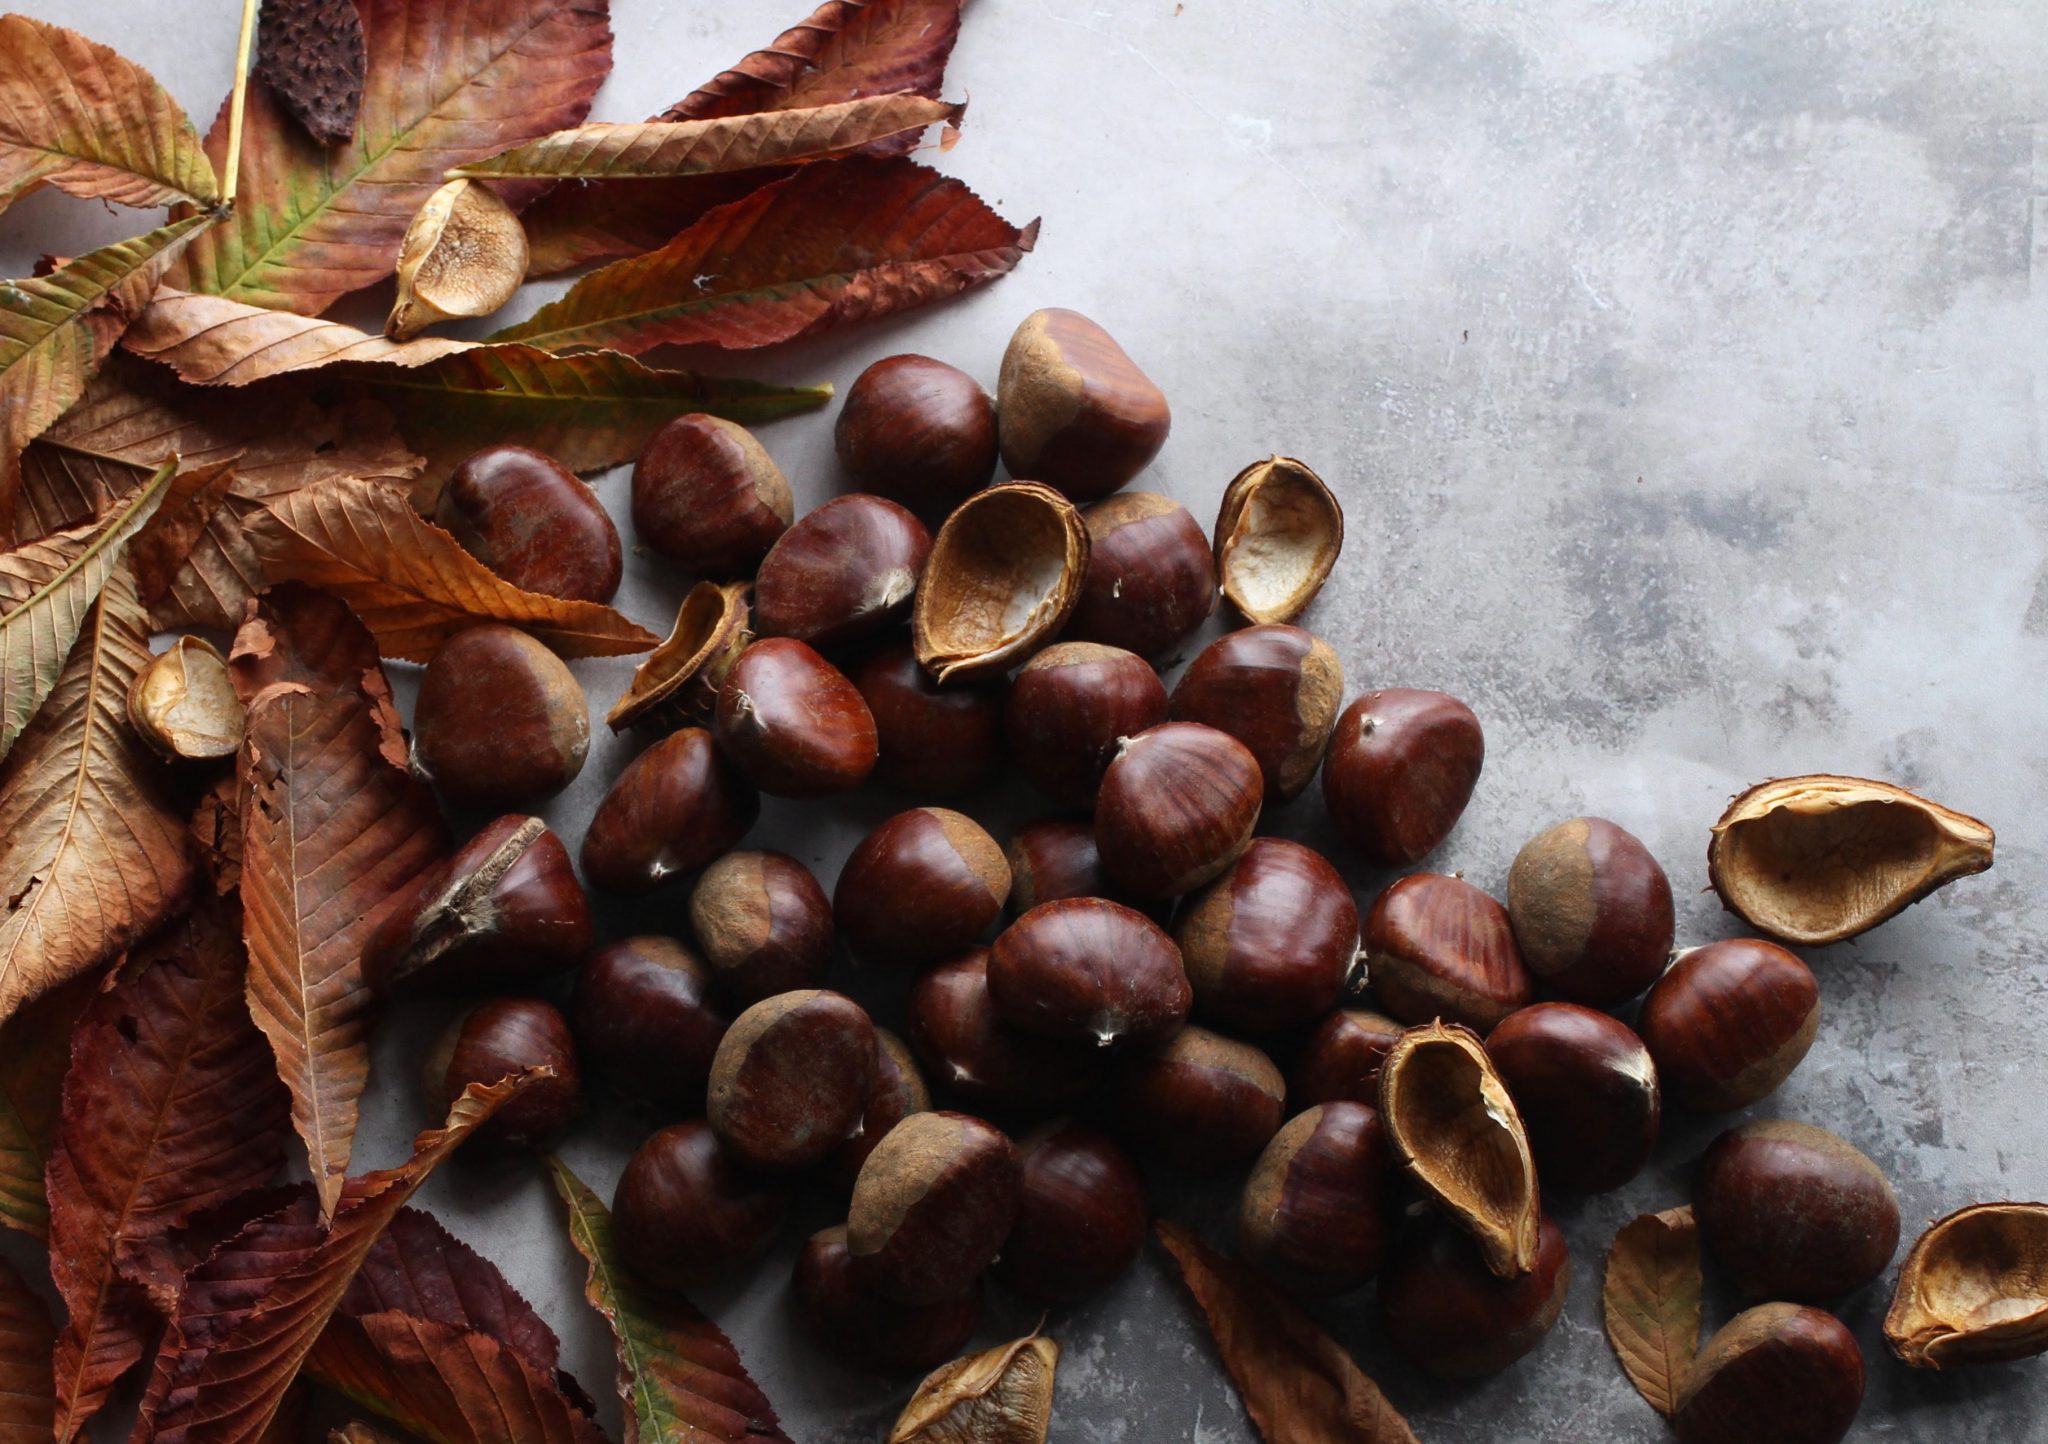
xmin=1602 ymin=1206 xmax=1702 ymax=1417
xmin=254 ymin=0 xmax=368 ymax=147
xmin=0 ymin=976 xmax=95 ymax=1238
xmin=228 ymin=583 xmax=403 ymax=752
xmin=1155 ymin=1221 xmax=1420 ymax=1444
xmin=189 ymin=774 xmax=242 ymax=898
xmin=890 ymin=1333 xmax=1057 ymax=1444
xmin=0 ymin=1254 xmax=55 ymax=1444
xmin=127 ymin=460 xmax=240 ymax=617
xmin=342 ymin=1208 xmax=568 ymax=1372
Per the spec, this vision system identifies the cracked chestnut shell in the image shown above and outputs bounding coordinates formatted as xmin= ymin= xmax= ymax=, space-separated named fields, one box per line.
xmin=1695 ymin=1119 xmax=1900 ymax=1302
xmin=688 ymin=849 xmax=834 ymax=1005
xmin=907 ymin=950 xmax=1110 ymax=1115
xmin=834 ymin=354 xmax=998 ymax=519
xmin=434 ymin=444 xmax=622 ymax=602
xmin=1637 ymin=938 xmax=1820 ymax=1113
xmin=1109 ymin=1025 xmax=1284 ymax=1173
xmin=1322 ymin=688 xmax=1483 ymax=865
xmin=913 ymin=481 xmax=1090 ymax=682
xmin=1380 ymin=1213 xmax=1572 ymax=1380
xmin=1094 ymin=722 xmax=1263 ymax=899
xmin=631 ymin=413 xmax=791 ymax=574
xmin=1176 ymin=837 xmax=1360 ymax=1036
xmin=1885 ymin=1202 xmax=2048 ymax=1368
xmin=1365 ymin=873 xmax=1533 ymax=1032
xmin=606 ymin=580 xmax=751 ymax=732
xmin=411 ymin=623 xmax=588 ymax=808
xmin=997 ymin=308 xmax=1169 ymax=503
xmin=714 ymin=638 xmax=877 ymax=798
xmin=1675 ymin=1304 xmax=1863 ymax=1444
xmin=707 ymin=990 xmax=877 ymax=1173
xmin=1238 ymin=1101 xmax=1390 ymax=1297
xmin=1064 ymin=493 xmax=1216 ymax=659
xmin=753 ymin=493 xmax=931 ymax=650
xmin=835 ymin=808 xmax=1011 ymax=970
xmin=857 ymin=642 xmax=1004 ymax=798
xmin=615 ymin=1120 xmax=787 ymax=1291
xmin=1507 ymin=816 xmax=1674 ymax=1006
xmin=1213 ymin=455 xmax=1342 ymax=624
xmin=1289 ymin=1008 xmax=1404 ymax=1109
xmin=1004 ymin=642 xmax=1168 ymax=805
xmin=571 ymin=935 xmax=729 ymax=1111
xmin=993 ymin=1120 xmax=1147 ymax=1305
xmin=988 ymin=898 xmax=1190 ymax=1050
xmin=1170 ymin=624 xmax=1343 ymax=803
xmin=424 ymin=998 xmax=581 ymax=1153
xmin=848 ymin=1111 xmax=1023 ymax=1306
xmin=1485 ymin=1003 xmax=1660 ymax=1194
xmin=795 ymin=1225 xmax=982 ymax=1375
xmin=580 ymin=727 xmax=759 ymax=893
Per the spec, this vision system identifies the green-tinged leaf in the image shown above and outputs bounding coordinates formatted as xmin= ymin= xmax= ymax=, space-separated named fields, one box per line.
xmin=0 ymin=977 xmax=94 ymax=1238
xmin=493 ymin=156 xmax=1036 ymax=355
xmin=547 ymin=1157 xmax=789 ymax=1444
xmin=0 ymin=14 xmax=219 ymax=212
xmin=0 ymin=1255 xmax=55 ymax=1444
xmin=0 ymin=456 xmax=174 ymax=760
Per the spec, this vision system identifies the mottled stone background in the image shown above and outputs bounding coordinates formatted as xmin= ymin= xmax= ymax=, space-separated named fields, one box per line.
xmin=5 ymin=0 xmax=2046 ymax=1439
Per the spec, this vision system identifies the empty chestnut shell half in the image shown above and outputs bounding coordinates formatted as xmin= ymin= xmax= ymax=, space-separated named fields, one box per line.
xmin=1169 ymin=624 xmax=1343 ymax=803
xmin=1212 ymin=455 xmax=1342 ymax=624
xmin=1109 ymin=1025 xmax=1285 ymax=1173
xmin=614 ymin=1119 xmax=788 ymax=1291
xmin=834 ymin=354 xmax=998 ymax=518
xmin=794 ymin=1224 xmax=982 ymax=1375
xmin=434 ymin=444 xmax=622 ymax=603
xmin=1694 ymin=1119 xmax=1900 ymax=1301
xmin=127 ymin=635 xmax=243 ymax=760
xmin=856 ymin=642 xmax=1004 ymax=798
xmin=1637 ymin=938 xmax=1820 ymax=1113
xmin=714 ymin=638 xmax=878 ymax=797
xmin=423 ymin=997 xmax=582 ymax=1153
xmin=988 ymin=898 xmax=1191 ymax=1050
xmin=997 ymin=308 xmax=1170 ymax=503
xmin=1380 ymin=1213 xmax=1572 ymax=1380
xmin=631 ymin=413 xmax=792 ymax=574
xmin=753 ymin=493 xmax=931 ymax=650
xmin=411 ymin=623 xmax=588 ymax=808
xmin=706 ymin=990 xmax=878 ymax=1173
xmin=1321 ymin=688 xmax=1483 ymax=865
xmin=1507 ymin=817 xmax=1675 ymax=1006
xmin=912 ymin=481 xmax=1090 ymax=682
xmin=688 ymin=849 xmax=835 ymax=1005
xmin=1365 ymin=873 xmax=1533 ymax=1032
xmin=571 ymin=935 xmax=729 ymax=1111
xmin=1674 ymin=1304 xmax=1864 ymax=1444
xmin=1289 ymin=1008 xmax=1405 ymax=1110
xmin=834 ymin=808 xmax=1010 ymax=970
xmin=1094 ymin=722 xmax=1263 ymax=899
xmin=1485 ymin=1003 xmax=1660 ymax=1194
xmin=1885 ymin=1201 xmax=2048 ymax=1368
xmin=907 ymin=949 xmax=1110 ymax=1114
xmin=1004 ymin=642 xmax=1168 ymax=805
xmin=1176 ymin=837 xmax=1360 ymax=1036
xmin=847 ymin=1110 xmax=1023 ymax=1306
xmin=1064 ymin=493 xmax=1216 ymax=659
xmin=606 ymin=580 xmax=751 ymax=732
xmin=1238 ymin=1101 xmax=1390 ymax=1297
xmin=992 ymin=1120 xmax=1148 ymax=1305
xmin=580 ymin=727 xmax=759 ymax=893
xmin=826 ymin=1028 xmax=931 ymax=1192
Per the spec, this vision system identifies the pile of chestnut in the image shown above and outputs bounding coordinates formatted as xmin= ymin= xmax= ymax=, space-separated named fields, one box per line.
xmin=373 ymin=306 xmax=1885 ymax=1441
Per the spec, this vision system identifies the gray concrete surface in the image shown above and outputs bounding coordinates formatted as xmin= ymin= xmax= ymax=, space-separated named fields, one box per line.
xmin=5 ymin=0 xmax=2047 ymax=1439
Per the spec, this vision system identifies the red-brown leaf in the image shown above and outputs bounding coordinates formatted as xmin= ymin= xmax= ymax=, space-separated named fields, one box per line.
xmin=46 ymin=902 xmax=291 ymax=1443
xmin=0 ymin=975 xmax=94 ymax=1239
xmin=228 ymin=584 xmax=404 ymax=764
xmin=254 ymin=0 xmax=368 ymax=147
xmin=343 ymin=1208 xmax=567 ymax=1374
xmin=494 ymin=156 xmax=1035 ymax=354
xmin=0 ymin=1255 xmax=55 ymax=1444
xmin=189 ymin=777 xmax=240 ymax=899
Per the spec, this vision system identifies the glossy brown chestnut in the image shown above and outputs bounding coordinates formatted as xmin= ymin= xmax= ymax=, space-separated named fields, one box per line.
xmin=614 ymin=1120 xmax=787 ymax=1291
xmin=1365 ymin=873 xmax=1534 ymax=1032
xmin=1237 ymin=1101 xmax=1390 ymax=1297
xmin=834 ymin=808 xmax=1011 ymax=970
xmin=631 ymin=413 xmax=792 ymax=574
xmin=1064 ymin=493 xmax=1216 ymax=659
xmin=997 ymin=308 xmax=1170 ymax=503
xmin=1109 ymin=1025 xmax=1285 ymax=1172
xmin=1004 ymin=642 xmax=1168 ymax=805
xmin=411 ymin=624 xmax=588 ymax=808
xmin=687 ymin=850 xmax=834 ymax=1005
xmin=1321 ymin=688 xmax=1483 ymax=865
xmin=707 ymin=990 xmax=877 ymax=1173
xmin=364 ymin=814 xmax=590 ymax=998
xmin=1378 ymin=1213 xmax=1572 ymax=1379
xmin=1004 ymin=818 xmax=1119 ymax=917
xmin=1485 ymin=1003 xmax=1660 ymax=1194
xmin=833 ymin=354 xmax=999 ymax=518
xmin=847 ymin=1111 xmax=1023 ymax=1305
xmin=1695 ymin=1119 xmax=1901 ymax=1301
xmin=826 ymin=1028 xmax=930 ymax=1192
xmin=1176 ymin=838 xmax=1360 ymax=1036
xmin=714 ymin=638 xmax=878 ymax=798
xmin=571 ymin=935 xmax=731 ymax=1111
xmin=907 ymin=950 xmax=1110 ymax=1113
xmin=855 ymin=642 xmax=1003 ymax=797
xmin=793 ymin=1225 xmax=982 ymax=1375
xmin=1289 ymin=1008 xmax=1405 ymax=1109
xmin=580 ymin=727 xmax=759 ymax=893
xmin=433 ymin=444 xmax=622 ymax=602
xmin=1674 ymin=1304 xmax=1864 ymax=1444
xmin=1638 ymin=939 xmax=1821 ymax=1112
xmin=1094 ymin=722 xmax=1263 ymax=898
xmin=1169 ymin=624 xmax=1343 ymax=802
xmin=424 ymin=998 xmax=581 ymax=1153
xmin=753 ymin=494 xmax=932 ymax=650
xmin=1507 ymin=816 xmax=1675 ymax=1006
xmin=992 ymin=1121 xmax=1147 ymax=1304
xmin=988 ymin=898 xmax=1191 ymax=1049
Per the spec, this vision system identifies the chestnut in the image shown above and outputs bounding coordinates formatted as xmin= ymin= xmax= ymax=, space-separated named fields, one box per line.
xmin=580 ymin=727 xmax=759 ymax=894
xmin=833 ymin=354 xmax=998 ymax=518
xmin=1484 ymin=1003 xmax=1660 ymax=1194
xmin=907 ymin=950 xmax=1110 ymax=1113
xmin=988 ymin=898 xmax=1191 ymax=1050
xmin=1694 ymin=1119 xmax=1900 ymax=1301
xmin=1169 ymin=624 xmax=1343 ymax=803
xmin=1064 ymin=493 xmax=1216 ymax=659
xmin=1378 ymin=1213 xmax=1572 ymax=1379
xmin=793 ymin=1225 xmax=982 ymax=1375
xmin=752 ymin=494 xmax=931 ymax=650
xmin=1321 ymin=688 xmax=1483 ymax=866
xmin=707 ymin=990 xmax=877 ymax=1173
xmin=1365 ymin=873 xmax=1534 ymax=1032
xmin=997 ymin=308 xmax=1169 ymax=503
xmin=1237 ymin=1101 xmax=1390 ymax=1297
xmin=1674 ymin=1304 xmax=1864 ymax=1444
xmin=1004 ymin=642 xmax=1168 ymax=805
xmin=433 ymin=444 xmax=622 ymax=602
xmin=826 ymin=1028 xmax=930 ymax=1191
xmin=1108 ymin=1025 xmax=1284 ymax=1172
xmin=713 ymin=638 xmax=877 ymax=798
xmin=631 ymin=413 xmax=791 ymax=574
xmin=1094 ymin=722 xmax=1263 ymax=899
xmin=411 ymin=623 xmax=588 ymax=808
xmin=1176 ymin=838 xmax=1360 ymax=1036
xmin=833 ymin=808 xmax=1010 ymax=970
xmin=423 ymin=998 xmax=581 ymax=1153
xmin=1004 ymin=818 xmax=1120 ymax=917
xmin=614 ymin=1120 xmax=787 ymax=1291
xmin=571 ymin=935 xmax=730 ymax=1111
xmin=687 ymin=850 xmax=834 ymax=1005
xmin=847 ymin=1111 xmax=1022 ymax=1305
xmin=1638 ymin=938 xmax=1820 ymax=1112
xmin=991 ymin=1121 xmax=1147 ymax=1304
xmin=364 ymin=814 xmax=590 ymax=998
xmin=1506 ymin=816 xmax=1674 ymax=1006
xmin=1289 ymin=1008 xmax=1405 ymax=1109
xmin=855 ymin=642 xmax=1003 ymax=797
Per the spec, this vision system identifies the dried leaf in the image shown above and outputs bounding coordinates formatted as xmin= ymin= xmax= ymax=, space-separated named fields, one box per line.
xmin=0 ymin=1255 xmax=55 ymax=1444
xmin=1155 ymin=1221 xmax=1421 ymax=1444
xmin=890 ymin=1333 xmax=1057 ymax=1444
xmin=0 ymin=566 xmax=194 ymax=1028
xmin=330 ymin=1423 xmax=406 ymax=1444
xmin=343 ymin=1208 xmax=568 ymax=1372
xmin=127 ymin=459 xmax=240 ymax=616
xmin=521 ymin=0 xmax=964 ymax=273
xmin=228 ymin=583 xmax=402 ymax=741
xmin=0 ymin=14 xmax=219 ymax=212
xmin=46 ymin=902 xmax=292 ymax=1442
xmin=190 ymin=775 xmax=241 ymax=898
xmin=454 ymin=95 xmax=961 ymax=181
xmin=173 ymin=0 xmax=613 ymax=314
xmin=1602 ymin=1205 xmax=1702 ymax=1417
xmin=243 ymin=477 xmax=657 ymax=661
xmin=0 ymin=977 xmax=94 ymax=1238
xmin=495 ymin=157 xmax=1036 ymax=355
xmin=254 ymin=0 xmax=368 ymax=147
xmin=546 ymin=1156 xmax=791 ymax=1444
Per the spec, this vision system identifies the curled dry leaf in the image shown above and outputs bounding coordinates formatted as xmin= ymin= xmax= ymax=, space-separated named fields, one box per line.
xmin=607 ymin=580 xmax=752 ymax=732
xmin=387 ymin=180 xmax=529 ymax=341
xmin=1155 ymin=1220 xmax=1420 ymax=1444
xmin=0 ymin=976 xmax=95 ymax=1238
xmin=331 ymin=1424 xmax=409 ymax=1444
xmin=0 ymin=1254 xmax=56 ymax=1444
xmin=229 ymin=583 xmax=404 ymax=742
xmin=126 ymin=458 xmax=241 ymax=617
xmin=1602 ymin=1205 xmax=1702 ymax=1417
xmin=1379 ymin=1020 xmax=1542 ymax=1278
xmin=127 ymin=635 xmax=244 ymax=760
xmin=890 ymin=1332 xmax=1058 ymax=1444
xmin=1707 ymin=775 xmax=1994 ymax=945
xmin=254 ymin=0 xmax=368 ymax=147
xmin=1214 ymin=456 xmax=1344 ymax=625
xmin=913 ymin=482 xmax=1089 ymax=682
xmin=1885 ymin=1201 xmax=2048 ymax=1368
